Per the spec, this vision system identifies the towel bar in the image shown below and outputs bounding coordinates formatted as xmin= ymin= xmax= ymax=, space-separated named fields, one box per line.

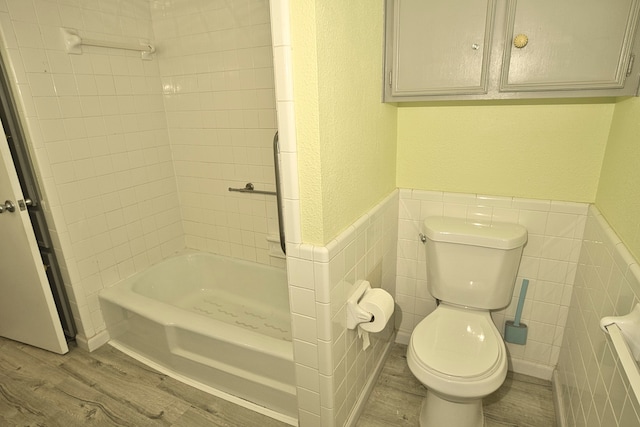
xmin=62 ymin=28 xmax=155 ymax=59
xmin=604 ymin=323 xmax=640 ymax=401
xmin=601 ymin=303 xmax=640 ymax=402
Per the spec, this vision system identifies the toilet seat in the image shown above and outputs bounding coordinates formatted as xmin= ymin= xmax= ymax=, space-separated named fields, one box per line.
xmin=410 ymin=305 xmax=501 ymax=379
xmin=407 ymin=304 xmax=508 ymax=400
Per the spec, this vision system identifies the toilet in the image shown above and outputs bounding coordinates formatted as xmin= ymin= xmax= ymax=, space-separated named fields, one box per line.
xmin=407 ymin=216 xmax=527 ymax=427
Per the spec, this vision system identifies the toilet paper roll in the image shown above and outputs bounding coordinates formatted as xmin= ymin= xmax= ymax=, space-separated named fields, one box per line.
xmin=358 ymin=288 xmax=394 ymax=333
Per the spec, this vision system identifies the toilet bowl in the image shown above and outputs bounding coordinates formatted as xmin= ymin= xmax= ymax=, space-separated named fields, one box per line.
xmin=407 ymin=217 xmax=527 ymax=427
xmin=407 ymin=304 xmax=507 ymax=427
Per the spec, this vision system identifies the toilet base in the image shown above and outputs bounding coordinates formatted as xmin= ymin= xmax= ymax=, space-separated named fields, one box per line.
xmin=419 ymin=390 xmax=484 ymax=427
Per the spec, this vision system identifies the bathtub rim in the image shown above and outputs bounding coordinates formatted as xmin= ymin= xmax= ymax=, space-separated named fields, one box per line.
xmin=99 ymin=250 xmax=294 ymax=361
xmin=99 ymin=286 xmax=293 ymax=361
xmin=130 ymin=250 xmax=289 ymax=306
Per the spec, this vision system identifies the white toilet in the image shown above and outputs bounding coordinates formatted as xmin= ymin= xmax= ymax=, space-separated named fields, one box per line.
xmin=407 ymin=216 xmax=527 ymax=427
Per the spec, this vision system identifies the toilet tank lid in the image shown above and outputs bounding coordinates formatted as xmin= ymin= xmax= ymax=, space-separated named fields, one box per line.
xmin=423 ymin=217 xmax=527 ymax=249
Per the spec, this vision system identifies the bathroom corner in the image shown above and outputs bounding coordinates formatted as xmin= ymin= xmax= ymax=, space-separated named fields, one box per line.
xmin=286 ymin=190 xmax=399 ymax=426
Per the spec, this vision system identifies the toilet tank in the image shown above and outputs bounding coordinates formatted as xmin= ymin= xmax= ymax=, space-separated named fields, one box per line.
xmin=423 ymin=217 xmax=527 ymax=310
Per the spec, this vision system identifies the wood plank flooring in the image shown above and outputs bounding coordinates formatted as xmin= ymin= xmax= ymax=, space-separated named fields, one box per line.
xmin=0 ymin=337 xmax=555 ymax=426
xmin=357 ymin=344 xmax=557 ymax=427
xmin=0 ymin=336 xmax=288 ymax=426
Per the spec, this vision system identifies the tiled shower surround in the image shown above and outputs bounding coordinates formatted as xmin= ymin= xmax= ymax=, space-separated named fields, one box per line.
xmin=396 ymin=189 xmax=588 ymax=379
xmin=556 ymin=206 xmax=640 ymax=426
xmin=150 ymin=0 xmax=283 ymax=267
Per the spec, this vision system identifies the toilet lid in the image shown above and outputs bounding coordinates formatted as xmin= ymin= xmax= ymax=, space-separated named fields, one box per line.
xmin=411 ymin=306 xmax=500 ymax=378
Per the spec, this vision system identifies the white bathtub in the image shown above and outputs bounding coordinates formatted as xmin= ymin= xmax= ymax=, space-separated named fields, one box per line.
xmin=99 ymin=252 xmax=297 ymax=423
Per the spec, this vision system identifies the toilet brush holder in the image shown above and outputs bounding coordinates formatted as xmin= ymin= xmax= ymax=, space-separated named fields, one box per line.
xmin=505 ymin=279 xmax=529 ymax=345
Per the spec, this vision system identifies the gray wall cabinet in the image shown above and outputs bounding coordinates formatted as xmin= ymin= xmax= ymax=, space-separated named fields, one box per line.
xmin=384 ymin=0 xmax=640 ymax=101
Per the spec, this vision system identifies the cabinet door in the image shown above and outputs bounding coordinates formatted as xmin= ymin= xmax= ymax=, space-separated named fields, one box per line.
xmin=388 ymin=0 xmax=496 ymax=97
xmin=502 ymin=0 xmax=640 ymax=91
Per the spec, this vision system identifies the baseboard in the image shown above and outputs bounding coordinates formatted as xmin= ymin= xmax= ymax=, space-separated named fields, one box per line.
xmin=509 ymin=357 xmax=554 ymax=381
xmin=552 ymin=369 xmax=567 ymax=427
xmin=75 ymin=329 xmax=110 ymax=352
xmin=345 ymin=333 xmax=395 ymax=427
xmin=395 ymin=330 xmax=410 ymax=345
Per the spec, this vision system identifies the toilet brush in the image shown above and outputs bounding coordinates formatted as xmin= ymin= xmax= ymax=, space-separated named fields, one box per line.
xmin=504 ymin=279 xmax=529 ymax=345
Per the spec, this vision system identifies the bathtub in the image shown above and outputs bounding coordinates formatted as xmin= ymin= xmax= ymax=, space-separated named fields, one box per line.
xmin=99 ymin=251 xmax=296 ymax=423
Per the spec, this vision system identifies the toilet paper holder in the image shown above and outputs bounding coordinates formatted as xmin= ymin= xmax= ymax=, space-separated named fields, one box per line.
xmin=347 ymin=280 xmax=375 ymax=329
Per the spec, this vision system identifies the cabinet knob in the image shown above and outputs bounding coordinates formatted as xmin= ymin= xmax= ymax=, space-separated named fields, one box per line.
xmin=513 ymin=34 xmax=529 ymax=49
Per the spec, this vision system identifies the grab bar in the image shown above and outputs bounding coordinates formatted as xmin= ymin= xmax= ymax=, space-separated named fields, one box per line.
xmin=273 ymin=132 xmax=286 ymax=254
xmin=226 ymin=132 xmax=286 ymax=255
xmin=228 ymin=182 xmax=276 ymax=196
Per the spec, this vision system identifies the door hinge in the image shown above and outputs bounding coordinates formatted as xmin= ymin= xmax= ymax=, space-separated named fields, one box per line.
xmin=388 ymin=70 xmax=392 ymax=87
xmin=627 ymin=54 xmax=635 ymax=77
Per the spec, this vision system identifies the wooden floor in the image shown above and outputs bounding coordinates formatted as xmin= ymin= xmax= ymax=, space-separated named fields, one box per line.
xmin=0 ymin=337 xmax=555 ymax=426
xmin=357 ymin=344 xmax=557 ymax=427
xmin=0 ymin=337 xmax=288 ymax=426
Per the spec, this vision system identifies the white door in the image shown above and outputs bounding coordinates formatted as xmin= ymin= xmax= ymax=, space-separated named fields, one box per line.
xmin=0 ymin=126 xmax=68 ymax=354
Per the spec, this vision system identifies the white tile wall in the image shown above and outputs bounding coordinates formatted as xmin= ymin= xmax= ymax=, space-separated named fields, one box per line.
xmin=150 ymin=0 xmax=283 ymax=268
xmin=0 ymin=0 xmax=296 ymax=349
xmin=0 ymin=0 xmax=184 ymax=345
xmin=287 ymin=190 xmax=398 ymax=427
xmin=396 ymin=189 xmax=588 ymax=378
xmin=268 ymin=0 xmax=301 ymax=250
xmin=556 ymin=206 xmax=640 ymax=426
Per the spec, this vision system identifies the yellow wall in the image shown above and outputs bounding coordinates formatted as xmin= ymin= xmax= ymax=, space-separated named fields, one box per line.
xmin=289 ymin=0 xmax=324 ymax=244
xmin=290 ymin=2 xmax=625 ymax=245
xmin=596 ymin=97 xmax=640 ymax=261
xmin=396 ymin=102 xmax=614 ymax=202
xmin=291 ymin=0 xmax=397 ymax=245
